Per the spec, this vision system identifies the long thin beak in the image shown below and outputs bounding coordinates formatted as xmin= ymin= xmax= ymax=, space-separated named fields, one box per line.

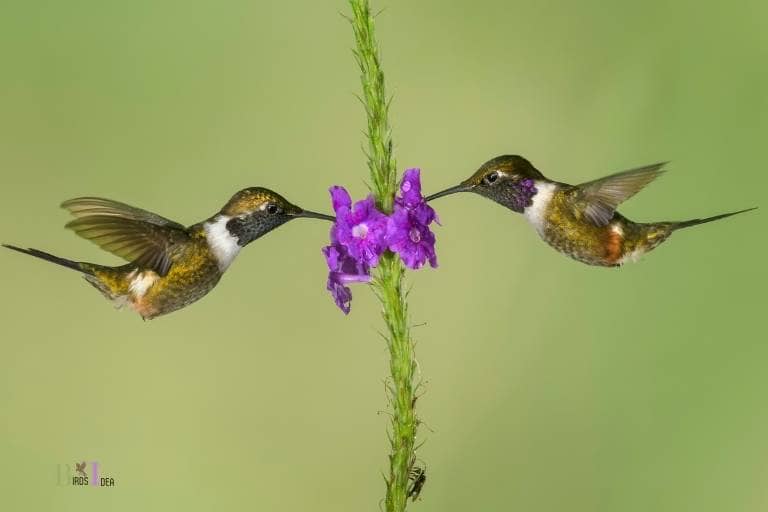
xmin=425 ymin=183 xmax=471 ymax=202
xmin=294 ymin=209 xmax=336 ymax=222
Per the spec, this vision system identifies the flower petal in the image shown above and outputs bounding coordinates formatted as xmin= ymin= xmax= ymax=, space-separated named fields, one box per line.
xmin=329 ymin=186 xmax=352 ymax=214
xmin=386 ymin=204 xmax=438 ymax=270
xmin=326 ymin=275 xmax=353 ymax=314
xmin=399 ymin=168 xmax=423 ymax=207
xmin=322 ymin=242 xmax=372 ymax=314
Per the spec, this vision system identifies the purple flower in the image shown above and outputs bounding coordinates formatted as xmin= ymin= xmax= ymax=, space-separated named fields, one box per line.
xmin=321 ymin=170 xmax=440 ymax=313
xmin=322 ymin=243 xmax=371 ymax=315
xmin=329 ymin=185 xmax=352 ymax=213
xmin=397 ymin=168 xmax=424 ymax=208
xmin=386 ymin=168 xmax=439 ymax=269
xmin=330 ymin=187 xmax=388 ymax=268
xmin=387 ymin=207 xmax=438 ymax=269
xmin=323 ymin=185 xmax=384 ymax=314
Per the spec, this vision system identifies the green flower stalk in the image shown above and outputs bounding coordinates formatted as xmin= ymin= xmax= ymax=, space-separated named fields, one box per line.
xmin=349 ymin=1 xmax=420 ymax=510
xmin=349 ymin=0 xmax=397 ymax=214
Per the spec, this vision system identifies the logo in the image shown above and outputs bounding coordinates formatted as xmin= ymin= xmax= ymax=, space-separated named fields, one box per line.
xmin=56 ymin=461 xmax=116 ymax=487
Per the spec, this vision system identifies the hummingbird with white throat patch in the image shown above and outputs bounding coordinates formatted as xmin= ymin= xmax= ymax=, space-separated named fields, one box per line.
xmin=3 ymin=188 xmax=334 ymax=319
xmin=427 ymin=155 xmax=756 ymax=267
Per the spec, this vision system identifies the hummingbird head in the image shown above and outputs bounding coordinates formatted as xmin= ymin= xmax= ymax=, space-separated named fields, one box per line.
xmin=426 ymin=155 xmax=545 ymax=213
xmin=218 ymin=187 xmax=334 ymax=247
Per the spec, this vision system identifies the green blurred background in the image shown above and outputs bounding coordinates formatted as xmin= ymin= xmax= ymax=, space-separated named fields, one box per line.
xmin=1 ymin=1 xmax=765 ymax=510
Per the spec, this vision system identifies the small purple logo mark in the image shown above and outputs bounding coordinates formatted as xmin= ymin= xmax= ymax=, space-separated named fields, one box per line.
xmin=90 ymin=461 xmax=100 ymax=487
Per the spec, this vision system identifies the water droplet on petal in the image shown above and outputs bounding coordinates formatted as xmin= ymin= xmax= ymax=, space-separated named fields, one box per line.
xmin=401 ymin=180 xmax=412 ymax=192
xmin=409 ymin=227 xmax=421 ymax=243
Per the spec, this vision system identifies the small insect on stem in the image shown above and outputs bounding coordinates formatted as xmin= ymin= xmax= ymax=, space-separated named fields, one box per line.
xmin=407 ymin=462 xmax=427 ymax=502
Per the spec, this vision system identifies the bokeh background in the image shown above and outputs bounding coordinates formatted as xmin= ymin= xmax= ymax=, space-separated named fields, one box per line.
xmin=1 ymin=1 xmax=766 ymax=510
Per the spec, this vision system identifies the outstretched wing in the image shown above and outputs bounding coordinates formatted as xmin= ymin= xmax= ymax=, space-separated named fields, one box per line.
xmin=570 ymin=162 xmax=667 ymax=226
xmin=61 ymin=197 xmax=190 ymax=276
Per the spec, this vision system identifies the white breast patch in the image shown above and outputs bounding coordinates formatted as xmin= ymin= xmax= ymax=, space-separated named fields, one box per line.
xmin=204 ymin=215 xmax=241 ymax=271
xmin=523 ymin=181 xmax=557 ymax=234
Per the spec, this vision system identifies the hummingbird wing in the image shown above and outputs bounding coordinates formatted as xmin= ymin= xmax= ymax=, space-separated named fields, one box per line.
xmin=61 ymin=197 xmax=191 ymax=277
xmin=571 ymin=162 xmax=666 ymax=226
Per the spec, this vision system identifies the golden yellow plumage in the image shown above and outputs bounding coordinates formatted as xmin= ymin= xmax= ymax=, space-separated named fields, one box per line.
xmin=3 ymin=188 xmax=334 ymax=319
xmin=427 ymin=155 xmax=755 ymax=267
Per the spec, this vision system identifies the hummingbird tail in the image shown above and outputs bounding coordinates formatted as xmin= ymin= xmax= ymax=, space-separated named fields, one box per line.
xmin=1 ymin=244 xmax=94 ymax=274
xmin=673 ymin=207 xmax=757 ymax=231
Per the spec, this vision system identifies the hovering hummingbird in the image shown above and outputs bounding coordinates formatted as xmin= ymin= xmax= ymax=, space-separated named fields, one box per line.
xmin=3 ymin=188 xmax=334 ymax=319
xmin=427 ymin=155 xmax=755 ymax=267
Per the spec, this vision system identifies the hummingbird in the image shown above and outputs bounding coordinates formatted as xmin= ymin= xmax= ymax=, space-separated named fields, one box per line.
xmin=427 ymin=155 xmax=756 ymax=267
xmin=3 ymin=188 xmax=334 ymax=319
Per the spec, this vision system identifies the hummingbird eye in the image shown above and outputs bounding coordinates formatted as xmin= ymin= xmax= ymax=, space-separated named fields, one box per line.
xmin=484 ymin=171 xmax=500 ymax=185
xmin=266 ymin=203 xmax=280 ymax=215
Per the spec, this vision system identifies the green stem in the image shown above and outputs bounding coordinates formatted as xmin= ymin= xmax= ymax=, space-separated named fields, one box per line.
xmin=349 ymin=0 xmax=397 ymax=213
xmin=375 ymin=254 xmax=417 ymax=511
xmin=349 ymin=1 xmax=418 ymax=510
